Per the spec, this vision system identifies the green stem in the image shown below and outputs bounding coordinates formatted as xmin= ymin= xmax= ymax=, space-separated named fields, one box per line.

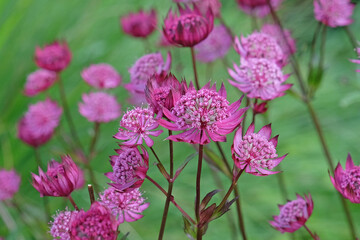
xmin=190 ymin=47 xmax=200 ymax=90
xmin=303 ymin=224 xmax=317 ymax=240
xmin=307 ymin=22 xmax=322 ymax=78
xmin=68 ymin=195 xmax=79 ymax=211
xmin=88 ymin=122 xmax=100 ymax=160
xmin=196 ymin=144 xmax=204 ymax=240
xmin=344 ymin=26 xmax=358 ymax=51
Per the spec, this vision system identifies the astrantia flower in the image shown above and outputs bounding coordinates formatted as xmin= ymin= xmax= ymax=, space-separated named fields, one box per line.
xmin=163 ymin=3 xmax=214 ymax=47
xmin=261 ymin=24 xmax=296 ymax=57
xmin=106 ymin=146 xmax=149 ymax=192
xmin=35 ymin=41 xmax=71 ymax=72
xmin=50 ymin=208 xmax=78 ymax=240
xmin=128 ymin=92 xmax=148 ymax=107
xmin=173 ymin=0 xmax=222 ymax=17
xmin=158 ymin=82 xmax=247 ymax=145
xmin=270 ymin=194 xmax=314 ymax=233
xmin=121 ymin=9 xmax=157 ymax=38
xmin=237 ymin=0 xmax=283 ymax=18
xmin=99 ymin=187 xmax=150 ymax=223
xmin=330 ymin=154 xmax=360 ymax=203
xmin=228 ymin=58 xmax=291 ymax=100
xmin=17 ymin=117 xmax=53 ymax=147
xmin=232 ymin=123 xmax=286 ymax=176
xmin=81 ymin=63 xmax=121 ymax=89
xmin=195 ymin=24 xmax=232 ymax=63
xmin=350 ymin=47 xmax=360 ymax=73
xmin=79 ymin=92 xmax=121 ymax=123
xmin=114 ymin=107 xmax=163 ymax=147
xmin=314 ymin=0 xmax=354 ymax=27
xmin=24 ymin=69 xmax=58 ymax=96
xmin=70 ymin=202 xmax=119 ymax=240
xmin=0 ymin=169 xmax=21 ymax=200
xmin=32 ymin=155 xmax=83 ymax=197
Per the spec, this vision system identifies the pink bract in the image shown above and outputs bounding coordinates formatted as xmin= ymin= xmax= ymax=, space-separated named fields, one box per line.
xmin=232 ymin=123 xmax=286 ymax=176
xmin=270 ymin=194 xmax=314 ymax=233
xmin=314 ymin=0 xmax=354 ymax=27
xmin=50 ymin=208 xmax=78 ymax=240
xmin=35 ymin=41 xmax=71 ymax=72
xmin=24 ymin=69 xmax=58 ymax=96
xmin=0 ymin=169 xmax=21 ymax=200
xmin=261 ymin=24 xmax=296 ymax=57
xmin=236 ymin=0 xmax=283 ymax=18
xmin=121 ymin=9 xmax=157 ymax=38
xmin=81 ymin=63 xmax=121 ymax=89
xmin=17 ymin=117 xmax=53 ymax=147
xmin=79 ymin=92 xmax=121 ymax=123
xmin=350 ymin=47 xmax=360 ymax=73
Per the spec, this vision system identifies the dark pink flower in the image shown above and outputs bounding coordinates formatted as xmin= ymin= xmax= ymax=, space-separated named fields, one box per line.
xmin=163 ymin=3 xmax=214 ymax=47
xmin=314 ymin=0 xmax=354 ymax=27
xmin=158 ymin=82 xmax=247 ymax=145
xmin=0 ymin=169 xmax=21 ymax=200
xmin=106 ymin=146 xmax=149 ymax=192
xmin=24 ymin=69 xmax=58 ymax=96
xmin=237 ymin=0 xmax=283 ymax=18
xmin=232 ymin=123 xmax=286 ymax=176
xmin=350 ymin=47 xmax=360 ymax=73
xmin=270 ymin=194 xmax=314 ymax=233
xmin=99 ymin=187 xmax=150 ymax=223
xmin=69 ymin=202 xmax=119 ymax=240
xmin=35 ymin=41 xmax=71 ymax=72
xmin=330 ymin=154 xmax=360 ymax=203
xmin=50 ymin=208 xmax=78 ymax=240
xmin=79 ymin=92 xmax=121 ymax=123
xmin=253 ymin=101 xmax=268 ymax=115
xmin=121 ymin=9 xmax=157 ymax=38
xmin=261 ymin=24 xmax=296 ymax=57
xmin=81 ymin=63 xmax=121 ymax=89
xmin=32 ymin=155 xmax=83 ymax=197
xmin=17 ymin=117 xmax=53 ymax=147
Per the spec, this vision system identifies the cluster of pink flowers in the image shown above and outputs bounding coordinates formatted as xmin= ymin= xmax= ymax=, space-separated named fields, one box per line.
xmin=314 ymin=0 xmax=354 ymax=27
xmin=0 ymin=169 xmax=21 ymax=201
xmin=236 ymin=0 xmax=283 ymax=18
xmin=120 ymin=9 xmax=157 ymax=38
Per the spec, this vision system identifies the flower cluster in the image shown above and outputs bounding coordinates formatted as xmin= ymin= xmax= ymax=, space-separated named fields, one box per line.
xmin=81 ymin=63 xmax=122 ymax=89
xmin=50 ymin=208 xmax=78 ymax=240
xmin=121 ymin=9 xmax=157 ymax=38
xmin=0 ymin=169 xmax=21 ymax=201
xmin=24 ymin=69 xmax=58 ymax=96
xmin=236 ymin=0 xmax=283 ymax=18
xmin=314 ymin=0 xmax=354 ymax=27
xmin=35 ymin=41 xmax=71 ymax=72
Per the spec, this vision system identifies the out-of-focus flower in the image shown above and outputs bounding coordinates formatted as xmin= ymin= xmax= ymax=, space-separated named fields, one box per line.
xmin=99 ymin=187 xmax=149 ymax=223
xmin=158 ymin=82 xmax=247 ymax=145
xmin=232 ymin=123 xmax=286 ymax=176
xmin=253 ymin=101 xmax=268 ymax=115
xmin=128 ymin=92 xmax=148 ymax=107
xmin=0 ymin=169 xmax=21 ymax=200
xmin=236 ymin=0 xmax=283 ymax=18
xmin=24 ymin=69 xmax=58 ymax=96
xmin=35 ymin=41 xmax=71 ymax=72
xmin=270 ymin=194 xmax=314 ymax=233
xmin=228 ymin=58 xmax=291 ymax=100
xmin=114 ymin=107 xmax=162 ymax=147
xmin=50 ymin=208 xmax=78 ymax=240
xmin=330 ymin=154 xmax=360 ymax=203
xmin=69 ymin=202 xmax=119 ymax=240
xmin=79 ymin=92 xmax=121 ymax=123
xmin=163 ymin=4 xmax=214 ymax=47
xmin=81 ymin=63 xmax=121 ymax=89
xmin=172 ymin=0 xmax=222 ymax=17
xmin=350 ymin=47 xmax=360 ymax=72
xmin=195 ymin=24 xmax=232 ymax=63
xmin=106 ymin=146 xmax=149 ymax=192
xmin=261 ymin=24 xmax=296 ymax=57
xmin=17 ymin=117 xmax=53 ymax=147
xmin=32 ymin=155 xmax=83 ymax=197
xmin=314 ymin=0 xmax=354 ymax=27
xmin=121 ymin=9 xmax=157 ymax=38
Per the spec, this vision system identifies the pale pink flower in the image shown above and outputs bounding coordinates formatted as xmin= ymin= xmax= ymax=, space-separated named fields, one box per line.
xmin=172 ymin=0 xmax=222 ymax=17
xmin=236 ymin=0 xmax=283 ymax=18
xmin=0 ymin=169 xmax=21 ymax=200
xmin=81 ymin=63 xmax=121 ymax=89
xmin=24 ymin=69 xmax=58 ymax=96
xmin=350 ymin=47 xmax=360 ymax=72
xmin=261 ymin=24 xmax=296 ymax=57
xmin=314 ymin=0 xmax=354 ymax=27
xmin=121 ymin=9 xmax=157 ymax=38
xmin=128 ymin=92 xmax=147 ymax=107
xmin=17 ymin=117 xmax=53 ymax=147
xmin=79 ymin=92 xmax=121 ymax=123
xmin=49 ymin=208 xmax=78 ymax=240
xmin=35 ymin=41 xmax=71 ymax=72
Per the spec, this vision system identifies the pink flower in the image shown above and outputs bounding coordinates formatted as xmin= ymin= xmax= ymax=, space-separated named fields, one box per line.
xmin=81 ymin=63 xmax=121 ymax=89
xmin=195 ymin=24 xmax=232 ymax=63
xmin=69 ymin=202 xmax=119 ymax=240
xmin=128 ymin=92 xmax=148 ymax=107
xmin=32 ymin=155 xmax=83 ymax=197
xmin=24 ymin=69 xmax=58 ymax=96
xmin=236 ymin=0 xmax=283 ymax=18
xmin=50 ymin=208 xmax=78 ymax=240
xmin=350 ymin=47 xmax=360 ymax=73
xmin=314 ymin=0 xmax=354 ymax=27
xmin=330 ymin=154 xmax=360 ymax=203
xmin=79 ymin=92 xmax=121 ymax=123
xmin=106 ymin=146 xmax=149 ymax=192
xmin=35 ymin=41 xmax=71 ymax=72
xmin=228 ymin=58 xmax=291 ymax=100
xmin=99 ymin=187 xmax=150 ymax=223
xmin=173 ymin=0 xmax=222 ymax=17
xmin=121 ymin=9 xmax=157 ymax=38
xmin=261 ymin=24 xmax=296 ymax=57
xmin=232 ymin=123 xmax=286 ymax=176
xmin=163 ymin=3 xmax=214 ymax=47
xmin=158 ymin=82 xmax=247 ymax=145
xmin=114 ymin=107 xmax=163 ymax=147
xmin=17 ymin=117 xmax=53 ymax=147
xmin=270 ymin=194 xmax=314 ymax=233
xmin=0 ymin=169 xmax=21 ymax=200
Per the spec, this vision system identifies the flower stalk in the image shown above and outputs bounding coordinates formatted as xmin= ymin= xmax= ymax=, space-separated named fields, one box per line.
xmin=68 ymin=195 xmax=79 ymax=211
xmin=196 ymin=143 xmax=204 ymax=240
xmin=190 ymin=47 xmax=200 ymax=90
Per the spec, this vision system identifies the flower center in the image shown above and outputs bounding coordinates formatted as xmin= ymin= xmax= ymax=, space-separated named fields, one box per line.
xmin=279 ymin=199 xmax=307 ymax=224
xmin=340 ymin=168 xmax=360 ymax=197
xmin=113 ymin=149 xmax=141 ymax=184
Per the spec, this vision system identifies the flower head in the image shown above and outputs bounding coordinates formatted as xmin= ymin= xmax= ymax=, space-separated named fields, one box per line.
xmin=330 ymin=154 xmax=360 ymax=203
xmin=228 ymin=58 xmax=291 ymax=100
xmin=195 ymin=24 xmax=232 ymax=63
xmin=49 ymin=208 xmax=78 ymax=240
xmin=70 ymin=202 xmax=119 ymax=240
xmin=270 ymin=194 xmax=314 ymax=233
xmin=17 ymin=117 xmax=53 ymax=147
xmin=350 ymin=47 xmax=360 ymax=73
xmin=163 ymin=3 xmax=214 ymax=47
xmin=81 ymin=63 xmax=121 ymax=89
xmin=24 ymin=69 xmax=58 ymax=96
xmin=121 ymin=9 xmax=157 ymax=38
xmin=35 ymin=41 xmax=71 ymax=72
xmin=314 ymin=0 xmax=354 ymax=27
xmin=261 ymin=24 xmax=296 ymax=57
xmin=0 ymin=169 xmax=21 ymax=200
xmin=158 ymin=82 xmax=247 ymax=145
xmin=79 ymin=92 xmax=121 ymax=123
xmin=236 ymin=0 xmax=283 ymax=18
xmin=32 ymin=155 xmax=83 ymax=197
xmin=99 ymin=187 xmax=150 ymax=223
xmin=106 ymin=146 xmax=149 ymax=192
xmin=232 ymin=123 xmax=286 ymax=176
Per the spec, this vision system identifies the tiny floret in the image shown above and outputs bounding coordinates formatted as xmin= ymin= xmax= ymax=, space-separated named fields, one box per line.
xmin=81 ymin=63 xmax=122 ymax=89
xmin=0 ymin=169 xmax=21 ymax=201
xmin=35 ymin=41 xmax=71 ymax=72
xmin=24 ymin=69 xmax=58 ymax=96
